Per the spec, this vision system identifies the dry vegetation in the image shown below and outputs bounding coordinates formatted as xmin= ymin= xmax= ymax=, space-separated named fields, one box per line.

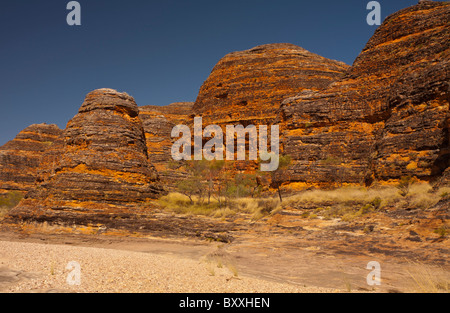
xmin=406 ymin=261 xmax=450 ymax=293
xmin=280 ymin=182 xmax=449 ymax=222
xmin=158 ymin=182 xmax=450 ymax=226
xmin=0 ymin=191 xmax=23 ymax=220
xmin=158 ymin=192 xmax=281 ymax=220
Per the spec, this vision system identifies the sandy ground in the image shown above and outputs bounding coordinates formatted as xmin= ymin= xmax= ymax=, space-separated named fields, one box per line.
xmin=0 ymin=236 xmax=337 ymax=293
xmin=0 ymin=223 xmax=448 ymax=293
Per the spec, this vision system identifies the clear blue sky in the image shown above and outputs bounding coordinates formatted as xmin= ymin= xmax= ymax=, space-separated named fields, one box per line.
xmin=0 ymin=0 xmax=419 ymax=145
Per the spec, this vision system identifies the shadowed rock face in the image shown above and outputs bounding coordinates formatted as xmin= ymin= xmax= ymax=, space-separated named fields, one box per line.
xmin=9 ymin=89 xmax=165 ymax=223
xmin=194 ymin=43 xmax=350 ymax=126
xmin=139 ymin=102 xmax=194 ymax=188
xmin=0 ymin=124 xmax=62 ymax=195
xmin=279 ymin=1 xmax=449 ymax=187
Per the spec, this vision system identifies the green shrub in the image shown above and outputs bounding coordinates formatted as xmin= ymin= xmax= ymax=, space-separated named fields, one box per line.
xmin=0 ymin=191 xmax=24 ymax=218
xmin=397 ymin=176 xmax=415 ymax=197
xmin=434 ymin=226 xmax=449 ymax=238
xmin=0 ymin=191 xmax=23 ymax=209
xmin=320 ymin=157 xmax=342 ymax=165
xmin=371 ymin=197 xmax=382 ymax=209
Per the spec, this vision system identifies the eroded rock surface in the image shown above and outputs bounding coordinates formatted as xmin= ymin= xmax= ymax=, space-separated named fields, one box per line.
xmin=139 ymin=102 xmax=194 ymax=188
xmin=0 ymin=124 xmax=62 ymax=195
xmin=194 ymin=43 xmax=350 ymax=127
xmin=9 ymin=89 xmax=165 ymax=224
xmin=279 ymin=1 xmax=449 ymax=187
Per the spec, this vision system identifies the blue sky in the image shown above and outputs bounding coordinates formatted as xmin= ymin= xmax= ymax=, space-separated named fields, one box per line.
xmin=0 ymin=0 xmax=419 ymax=145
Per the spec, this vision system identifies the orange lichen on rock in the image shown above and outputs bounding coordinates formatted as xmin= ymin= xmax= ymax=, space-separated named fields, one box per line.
xmin=0 ymin=124 xmax=63 ymax=195
xmin=194 ymin=43 xmax=349 ymax=127
xmin=139 ymin=102 xmax=194 ymax=189
xmin=8 ymin=89 xmax=165 ymax=225
xmin=279 ymin=1 xmax=449 ymax=187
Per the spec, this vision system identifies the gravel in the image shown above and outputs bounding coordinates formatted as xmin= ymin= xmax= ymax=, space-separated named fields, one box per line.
xmin=0 ymin=240 xmax=336 ymax=293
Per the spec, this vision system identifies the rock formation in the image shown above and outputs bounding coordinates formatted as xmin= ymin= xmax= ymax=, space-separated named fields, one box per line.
xmin=188 ymin=43 xmax=350 ymax=177
xmin=194 ymin=43 xmax=349 ymax=127
xmin=139 ymin=102 xmax=194 ymax=188
xmin=0 ymin=124 xmax=62 ymax=195
xmin=1 ymin=2 xmax=448 ymax=222
xmin=279 ymin=1 xmax=449 ymax=187
xmin=9 ymin=89 xmax=165 ymax=224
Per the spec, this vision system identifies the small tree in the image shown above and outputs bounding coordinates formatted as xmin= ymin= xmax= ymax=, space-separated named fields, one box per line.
xmin=176 ymin=178 xmax=197 ymax=205
xmin=272 ymin=155 xmax=292 ymax=202
xmin=259 ymin=154 xmax=292 ymax=202
xmin=230 ymin=173 xmax=259 ymax=199
xmin=206 ymin=160 xmax=225 ymax=204
xmin=176 ymin=160 xmax=209 ymax=205
xmin=214 ymin=161 xmax=234 ymax=208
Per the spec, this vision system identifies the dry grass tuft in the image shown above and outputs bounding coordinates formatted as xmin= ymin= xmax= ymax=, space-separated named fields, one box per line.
xmin=158 ymin=192 xmax=281 ymax=220
xmin=283 ymin=183 xmax=447 ymax=222
xmin=406 ymin=261 xmax=450 ymax=293
xmin=283 ymin=186 xmax=398 ymax=208
xmin=0 ymin=191 xmax=24 ymax=219
xmin=158 ymin=183 xmax=446 ymax=222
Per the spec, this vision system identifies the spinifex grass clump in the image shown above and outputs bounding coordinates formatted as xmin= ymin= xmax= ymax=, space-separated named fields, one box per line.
xmin=0 ymin=191 xmax=23 ymax=218
xmin=158 ymin=192 xmax=280 ymax=220
xmin=283 ymin=182 xmax=448 ymax=222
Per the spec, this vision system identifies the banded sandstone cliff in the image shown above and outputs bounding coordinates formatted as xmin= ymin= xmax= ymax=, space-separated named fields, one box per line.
xmin=279 ymin=1 xmax=449 ymax=187
xmin=0 ymin=124 xmax=62 ymax=195
xmin=8 ymin=89 xmax=165 ymax=225
xmin=1 ymin=2 xmax=448 ymax=226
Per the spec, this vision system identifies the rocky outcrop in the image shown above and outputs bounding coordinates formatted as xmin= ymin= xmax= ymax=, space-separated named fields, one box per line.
xmin=194 ymin=43 xmax=349 ymax=127
xmin=279 ymin=1 xmax=449 ymax=187
xmin=9 ymin=89 xmax=165 ymax=224
xmin=0 ymin=124 xmax=62 ymax=195
xmin=186 ymin=43 xmax=350 ymax=178
xmin=2 ymin=2 xmax=449 ymax=218
xmin=139 ymin=102 xmax=194 ymax=188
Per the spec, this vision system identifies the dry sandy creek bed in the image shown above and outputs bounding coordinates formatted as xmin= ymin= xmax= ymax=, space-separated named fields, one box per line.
xmin=0 ymin=208 xmax=448 ymax=293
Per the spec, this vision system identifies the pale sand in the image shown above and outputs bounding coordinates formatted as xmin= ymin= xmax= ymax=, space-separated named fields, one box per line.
xmin=0 ymin=240 xmax=337 ymax=293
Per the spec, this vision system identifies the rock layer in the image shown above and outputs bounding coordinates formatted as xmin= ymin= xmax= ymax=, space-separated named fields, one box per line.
xmin=139 ymin=102 xmax=194 ymax=188
xmin=279 ymin=1 xmax=450 ymax=187
xmin=9 ymin=89 xmax=165 ymax=224
xmin=1 ymin=2 xmax=448 ymax=223
xmin=0 ymin=124 xmax=62 ymax=195
xmin=194 ymin=43 xmax=349 ymax=126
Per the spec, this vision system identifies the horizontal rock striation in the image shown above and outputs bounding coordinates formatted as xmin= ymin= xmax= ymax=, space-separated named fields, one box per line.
xmin=0 ymin=124 xmax=62 ymax=195
xmin=279 ymin=1 xmax=449 ymax=187
xmin=186 ymin=43 xmax=350 ymax=179
xmin=139 ymin=102 xmax=194 ymax=188
xmin=1 ymin=2 xmax=448 ymax=230
xmin=194 ymin=43 xmax=349 ymax=127
xmin=9 ymin=89 xmax=165 ymax=224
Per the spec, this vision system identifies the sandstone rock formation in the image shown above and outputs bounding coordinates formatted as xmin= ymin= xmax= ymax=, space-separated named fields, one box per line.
xmin=139 ymin=102 xmax=194 ymax=188
xmin=1 ymin=2 xmax=448 ymax=219
xmin=9 ymin=89 xmax=165 ymax=224
xmin=0 ymin=124 xmax=62 ymax=195
xmin=188 ymin=43 xmax=351 ymax=177
xmin=194 ymin=43 xmax=350 ymax=127
xmin=279 ymin=1 xmax=449 ymax=187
